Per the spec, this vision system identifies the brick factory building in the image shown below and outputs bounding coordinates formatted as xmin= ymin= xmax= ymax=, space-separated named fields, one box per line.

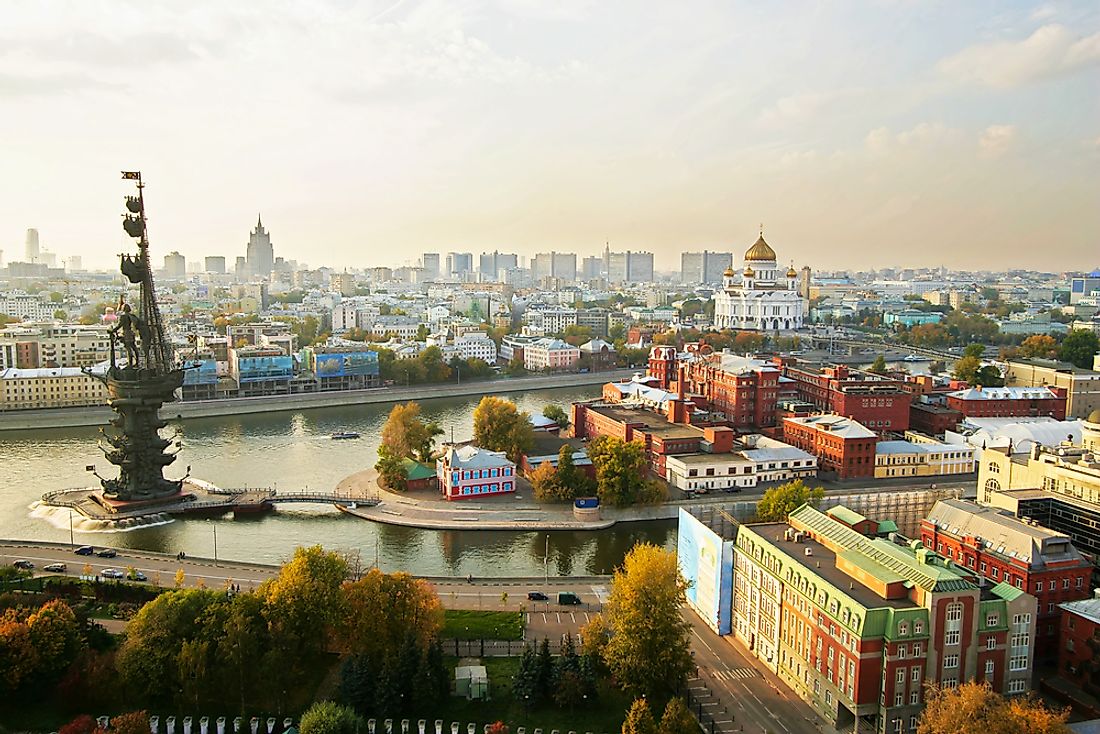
xmin=778 ymin=362 xmax=912 ymax=433
xmin=782 ymin=414 xmax=878 ymax=480
xmin=945 ymin=386 xmax=1068 ymax=421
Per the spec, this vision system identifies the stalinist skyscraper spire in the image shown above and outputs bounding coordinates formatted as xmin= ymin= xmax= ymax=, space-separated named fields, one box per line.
xmin=245 ymin=214 xmax=274 ymax=278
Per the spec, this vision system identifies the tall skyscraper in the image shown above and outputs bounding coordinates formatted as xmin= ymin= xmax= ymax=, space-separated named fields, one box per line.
xmin=479 ymin=251 xmax=518 ymax=281
xmin=205 ymin=256 xmax=227 ymax=274
xmin=607 ymin=250 xmax=654 ymax=283
xmin=246 ymin=215 xmax=274 ymax=278
xmin=446 ymin=252 xmax=474 ymax=277
xmin=681 ymin=251 xmax=734 ymax=283
xmin=421 ymin=253 xmax=441 ymax=278
xmin=532 ymin=252 xmax=577 ymax=282
xmin=25 ymin=229 xmax=40 ymax=263
xmin=163 ymin=251 xmax=186 ymax=278
xmin=581 ymin=256 xmax=603 ymax=280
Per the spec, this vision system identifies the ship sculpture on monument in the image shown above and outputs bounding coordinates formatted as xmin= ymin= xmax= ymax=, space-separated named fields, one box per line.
xmin=90 ymin=171 xmax=188 ymax=504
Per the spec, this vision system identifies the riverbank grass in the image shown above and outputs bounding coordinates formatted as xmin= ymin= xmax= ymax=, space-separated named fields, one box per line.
xmin=443 ymin=609 xmax=524 ymax=640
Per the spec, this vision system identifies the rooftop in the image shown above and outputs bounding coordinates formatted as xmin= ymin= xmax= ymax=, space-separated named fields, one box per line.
xmin=785 ymin=413 xmax=876 ymax=439
xmin=949 ymin=386 xmax=1062 ymax=401
xmin=442 ymin=444 xmax=514 ymax=470
xmin=1062 ymin=597 xmax=1100 ymax=626
xmin=925 ymin=498 xmax=1085 ymax=567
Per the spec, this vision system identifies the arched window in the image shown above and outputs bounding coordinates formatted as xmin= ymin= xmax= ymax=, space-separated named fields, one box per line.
xmin=985 ymin=479 xmax=1000 ymax=491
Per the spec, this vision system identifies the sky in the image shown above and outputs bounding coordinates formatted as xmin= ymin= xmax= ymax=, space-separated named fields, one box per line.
xmin=1 ymin=0 xmax=1098 ymax=273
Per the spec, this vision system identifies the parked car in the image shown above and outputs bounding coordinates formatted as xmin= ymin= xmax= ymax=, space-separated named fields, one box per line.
xmin=96 ymin=548 xmax=117 ymax=558
xmin=74 ymin=545 xmax=94 ymax=556
xmin=527 ymin=591 xmax=548 ymax=601
xmin=557 ymin=591 xmax=582 ymax=605
xmin=101 ymin=568 xmax=124 ymax=579
xmin=44 ymin=563 xmax=67 ymax=572
xmin=128 ymin=570 xmax=147 ymax=582
xmin=12 ymin=560 xmax=34 ymax=570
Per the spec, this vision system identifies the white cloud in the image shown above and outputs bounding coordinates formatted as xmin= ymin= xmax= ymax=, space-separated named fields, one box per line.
xmin=866 ymin=122 xmax=958 ymax=154
xmin=758 ymin=90 xmax=849 ymax=126
xmin=938 ymin=24 xmax=1100 ymax=88
xmin=979 ymin=124 xmax=1017 ymax=158
xmin=1030 ymin=4 xmax=1058 ymax=21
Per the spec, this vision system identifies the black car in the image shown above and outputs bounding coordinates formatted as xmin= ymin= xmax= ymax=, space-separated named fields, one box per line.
xmin=96 ymin=548 xmax=117 ymax=558
xmin=12 ymin=560 xmax=34 ymax=570
xmin=74 ymin=546 xmax=94 ymax=556
xmin=527 ymin=591 xmax=549 ymax=601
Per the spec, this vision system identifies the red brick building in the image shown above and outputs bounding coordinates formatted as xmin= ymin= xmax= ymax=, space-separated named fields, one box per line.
xmin=922 ymin=498 xmax=1091 ymax=659
xmin=946 ymin=386 xmax=1068 ymax=421
xmin=778 ymin=362 xmax=912 ymax=433
xmin=678 ymin=353 xmax=780 ymax=429
xmin=1058 ymin=597 xmax=1100 ymax=700
xmin=909 ymin=403 xmax=964 ymax=437
xmin=781 ymin=414 xmax=877 ymax=479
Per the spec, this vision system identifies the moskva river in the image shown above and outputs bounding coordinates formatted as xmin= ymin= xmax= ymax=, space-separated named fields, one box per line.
xmin=1 ymin=386 xmax=674 ymax=577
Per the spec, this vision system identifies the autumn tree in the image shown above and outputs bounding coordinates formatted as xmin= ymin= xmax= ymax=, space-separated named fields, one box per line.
xmin=598 ymin=543 xmax=693 ymax=701
xmin=473 ymin=396 xmax=534 ymax=462
xmin=339 ymin=569 xmax=443 ymax=661
xmin=106 ymin=711 xmax=152 ymax=734
xmin=1060 ymin=329 xmax=1100 ymax=369
xmin=380 ymin=402 xmax=443 ymax=461
xmin=27 ymin=599 xmax=82 ymax=679
xmin=1020 ymin=334 xmax=1058 ymax=359
xmin=659 ymin=697 xmax=698 ymax=734
xmin=587 ymin=435 xmax=665 ymax=507
xmin=375 ymin=444 xmax=407 ymax=491
xmin=530 ymin=461 xmax=564 ymax=502
xmin=918 ymin=681 xmax=1070 ymax=734
xmin=622 ymin=697 xmax=658 ymax=734
xmin=953 ymin=355 xmax=1004 ymax=386
xmin=868 ymin=354 xmax=888 ymax=374
xmin=755 ymin=479 xmax=825 ymax=521
xmin=0 ymin=608 xmax=39 ymax=693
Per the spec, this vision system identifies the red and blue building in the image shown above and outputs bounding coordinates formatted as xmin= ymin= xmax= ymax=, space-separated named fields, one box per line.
xmin=437 ymin=445 xmax=517 ymax=501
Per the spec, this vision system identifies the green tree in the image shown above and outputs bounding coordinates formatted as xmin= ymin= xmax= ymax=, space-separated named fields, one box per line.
xmin=472 ymin=396 xmax=534 ymax=462
xmin=1059 ymin=330 xmax=1100 ymax=369
xmin=513 ymin=643 xmax=539 ymax=707
xmin=622 ymin=697 xmax=658 ymax=734
xmin=964 ymin=343 xmax=986 ymax=358
xmin=299 ymin=701 xmax=364 ymax=734
xmin=918 ymin=681 xmax=1070 ymax=734
xmin=417 ymin=345 xmax=452 ymax=382
xmin=599 ymin=543 xmax=693 ymax=701
xmin=659 ymin=697 xmax=697 ymax=734
xmin=535 ymin=637 xmax=555 ymax=701
xmin=375 ymin=444 xmax=407 ymax=492
xmin=868 ymin=354 xmax=888 ymax=375
xmin=755 ymin=479 xmax=825 ymax=521
xmin=587 ymin=435 xmax=663 ymax=507
xmin=542 ymin=404 xmax=570 ymax=430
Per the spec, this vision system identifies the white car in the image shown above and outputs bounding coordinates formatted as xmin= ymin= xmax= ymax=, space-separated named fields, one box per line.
xmin=102 ymin=568 xmax=124 ymax=579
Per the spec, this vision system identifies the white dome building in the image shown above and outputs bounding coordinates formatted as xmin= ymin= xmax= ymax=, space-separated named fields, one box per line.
xmin=714 ymin=233 xmax=806 ymax=331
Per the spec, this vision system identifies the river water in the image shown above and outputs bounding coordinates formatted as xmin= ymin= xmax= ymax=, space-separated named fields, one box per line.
xmin=0 ymin=386 xmax=674 ymax=577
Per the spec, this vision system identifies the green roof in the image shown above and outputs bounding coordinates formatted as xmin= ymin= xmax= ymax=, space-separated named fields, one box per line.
xmin=877 ymin=520 xmax=898 ymax=534
xmin=826 ymin=505 xmax=868 ymax=527
xmin=401 ymin=458 xmax=436 ymax=481
xmin=988 ymin=581 xmax=1026 ymax=602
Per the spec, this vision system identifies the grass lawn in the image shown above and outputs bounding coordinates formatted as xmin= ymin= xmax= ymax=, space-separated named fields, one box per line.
xmin=443 ymin=609 xmax=525 ymax=640
xmin=437 ymin=657 xmax=628 ymax=732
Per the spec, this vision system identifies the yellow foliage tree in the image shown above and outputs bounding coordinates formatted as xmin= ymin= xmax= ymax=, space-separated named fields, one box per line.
xmin=339 ymin=568 xmax=443 ymax=661
xmin=174 ymin=568 xmax=186 ymax=588
xmin=918 ymin=682 xmax=1071 ymax=734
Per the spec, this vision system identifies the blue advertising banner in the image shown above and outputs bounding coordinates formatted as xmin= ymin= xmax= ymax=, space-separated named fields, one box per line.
xmin=238 ymin=355 xmax=294 ymax=382
xmin=182 ymin=359 xmax=218 ymax=386
xmin=314 ymin=351 xmax=379 ymax=378
xmin=677 ymin=508 xmax=733 ymax=635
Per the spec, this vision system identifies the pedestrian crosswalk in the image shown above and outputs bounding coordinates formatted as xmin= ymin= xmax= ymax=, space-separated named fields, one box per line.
xmin=711 ymin=667 xmax=758 ymax=681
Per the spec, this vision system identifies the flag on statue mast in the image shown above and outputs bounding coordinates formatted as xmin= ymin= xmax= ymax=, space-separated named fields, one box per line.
xmin=121 ymin=171 xmax=141 ymax=180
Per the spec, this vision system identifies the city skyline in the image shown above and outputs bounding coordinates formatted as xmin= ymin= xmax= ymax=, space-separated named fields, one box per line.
xmin=1 ymin=1 xmax=1098 ymax=271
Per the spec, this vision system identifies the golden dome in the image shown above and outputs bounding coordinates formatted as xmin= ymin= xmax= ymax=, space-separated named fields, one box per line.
xmin=743 ymin=265 xmax=756 ymax=278
xmin=723 ymin=266 xmax=735 ymax=277
xmin=786 ymin=266 xmax=798 ymax=278
xmin=744 ymin=235 xmax=777 ymax=262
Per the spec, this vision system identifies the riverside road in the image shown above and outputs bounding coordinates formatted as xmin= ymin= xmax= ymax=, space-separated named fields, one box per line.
xmin=4 ymin=539 xmax=827 ymax=733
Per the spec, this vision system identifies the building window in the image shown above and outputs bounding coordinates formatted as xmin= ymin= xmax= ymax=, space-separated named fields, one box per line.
xmin=985 ymin=660 xmax=994 ymax=675
xmin=913 ymin=643 xmax=922 ymax=656
xmin=1008 ymin=679 xmax=1027 ymax=694
xmin=980 ymin=562 xmax=988 ymax=574
xmin=895 ymin=692 xmax=904 ymax=706
xmin=987 ymin=613 xmax=999 ymax=627
xmin=914 ymin=621 xmax=924 ymax=634
xmin=944 ymin=654 xmax=959 ymax=669
xmin=1063 ymin=578 xmax=1071 ymax=589
xmin=945 ymin=602 xmax=963 ymax=646
xmin=896 ymin=669 xmax=905 ymax=684
xmin=1050 ymin=580 xmax=1057 ymax=591
xmin=1010 ymin=656 xmax=1028 ymax=671
xmin=910 ymin=691 xmax=919 ymax=705
xmin=911 ymin=667 xmax=921 ymax=682
xmin=987 ymin=636 xmax=996 ymax=650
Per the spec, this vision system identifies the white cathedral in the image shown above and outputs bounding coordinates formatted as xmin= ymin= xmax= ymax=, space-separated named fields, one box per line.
xmin=713 ymin=233 xmax=806 ymax=331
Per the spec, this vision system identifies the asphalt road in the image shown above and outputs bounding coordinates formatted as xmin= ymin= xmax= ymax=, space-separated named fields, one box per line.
xmin=3 ymin=540 xmax=831 ymax=733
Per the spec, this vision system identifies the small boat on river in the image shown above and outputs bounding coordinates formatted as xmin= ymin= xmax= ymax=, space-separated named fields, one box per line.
xmin=330 ymin=431 xmax=361 ymax=440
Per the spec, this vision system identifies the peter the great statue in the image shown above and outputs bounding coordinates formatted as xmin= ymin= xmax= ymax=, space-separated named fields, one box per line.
xmin=89 ymin=172 xmax=187 ymax=504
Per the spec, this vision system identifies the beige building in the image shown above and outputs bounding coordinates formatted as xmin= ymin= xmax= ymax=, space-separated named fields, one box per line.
xmin=0 ymin=323 xmax=112 ymax=369
xmin=874 ymin=440 xmax=976 ymax=479
xmin=978 ymin=413 xmax=1100 ymax=505
xmin=0 ymin=367 xmax=108 ymax=410
xmin=1004 ymin=359 xmax=1100 ymax=420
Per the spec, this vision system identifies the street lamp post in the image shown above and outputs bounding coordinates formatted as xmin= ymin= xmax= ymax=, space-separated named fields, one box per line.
xmin=544 ymin=534 xmax=549 ymax=585
xmin=68 ymin=509 xmax=74 ymax=548
xmin=209 ymin=520 xmax=218 ymax=566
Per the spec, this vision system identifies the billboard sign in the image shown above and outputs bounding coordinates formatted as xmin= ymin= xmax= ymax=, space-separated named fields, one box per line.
xmin=182 ymin=359 xmax=218 ymax=386
xmin=677 ymin=508 xmax=733 ymax=635
xmin=237 ymin=355 xmax=294 ymax=383
xmin=314 ymin=351 xmax=379 ymax=378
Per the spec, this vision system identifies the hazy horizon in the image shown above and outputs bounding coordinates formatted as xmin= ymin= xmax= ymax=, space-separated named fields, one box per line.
xmin=2 ymin=1 xmax=1098 ymax=273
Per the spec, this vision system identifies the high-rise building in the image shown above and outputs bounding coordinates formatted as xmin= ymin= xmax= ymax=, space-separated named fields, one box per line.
xmin=67 ymin=255 xmax=82 ymax=272
xmin=205 ymin=256 xmax=227 ymax=274
xmin=421 ymin=253 xmax=441 ymax=278
xmin=581 ymin=256 xmax=603 ymax=280
xmin=479 ymin=251 xmax=518 ymax=281
xmin=532 ymin=252 xmax=576 ymax=282
xmin=24 ymin=229 xmax=40 ymax=263
xmin=163 ymin=251 xmax=186 ymax=279
xmin=245 ymin=214 xmax=274 ymax=279
xmin=681 ymin=251 xmax=733 ymax=283
xmin=234 ymin=256 xmax=247 ymax=278
xmin=446 ymin=252 xmax=473 ymax=277
xmin=607 ymin=250 xmax=654 ymax=283
xmin=331 ymin=271 xmax=356 ymax=296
